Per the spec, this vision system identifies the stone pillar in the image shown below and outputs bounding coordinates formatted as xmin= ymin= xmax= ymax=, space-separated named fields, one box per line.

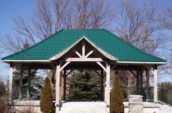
xmin=55 ymin=65 xmax=61 ymax=113
xmin=9 ymin=66 xmax=14 ymax=101
xmin=128 ymin=95 xmax=143 ymax=113
xmin=153 ymin=66 xmax=158 ymax=103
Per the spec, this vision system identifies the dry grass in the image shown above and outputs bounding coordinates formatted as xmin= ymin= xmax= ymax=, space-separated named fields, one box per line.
xmin=15 ymin=101 xmax=36 ymax=113
xmin=0 ymin=97 xmax=15 ymax=113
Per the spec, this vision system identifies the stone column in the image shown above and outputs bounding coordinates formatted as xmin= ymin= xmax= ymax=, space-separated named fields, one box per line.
xmin=55 ymin=65 xmax=61 ymax=113
xmin=153 ymin=66 xmax=158 ymax=103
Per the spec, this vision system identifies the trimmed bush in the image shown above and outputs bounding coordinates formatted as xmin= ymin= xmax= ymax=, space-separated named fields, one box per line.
xmin=40 ymin=77 xmax=55 ymax=113
xmin=110 ymin=72 xmax=124 ymax=113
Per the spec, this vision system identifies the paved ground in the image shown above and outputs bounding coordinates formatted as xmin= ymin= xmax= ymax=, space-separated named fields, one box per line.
xmin=59 ymin=101 xmax=108 ymax=113
xmin=158 ymin=104 xmax=172 ymax=113
xmin=124 ymin=102 xmax=172 ymax=113
xmin=13 ymin=100 xmax=172 ymax=113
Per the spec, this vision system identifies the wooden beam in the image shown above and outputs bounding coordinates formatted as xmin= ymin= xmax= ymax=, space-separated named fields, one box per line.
xmin=66 ymin=66 xmax=101 ymax=70
xmin=75 ymin=51 xmax=82 ymax=58
xmin=96 ymin=62 xmax=107 ymax=72
xmin=82 ymin=41 xmax=85 ymax=57
xmin=60 ymin=62 xmax=71 ymax=71
xmin=66 ymin=70 xmax=73 ymax=77
xmin=94 ymin=70 xmax=102 ymax=77
xmin=85 ymin=50 xmax=94 ymax=58
xmin=130 ymin=71 xmax=137 ymax=78
xmin=66 ymin=58 xmax=103 ymax=62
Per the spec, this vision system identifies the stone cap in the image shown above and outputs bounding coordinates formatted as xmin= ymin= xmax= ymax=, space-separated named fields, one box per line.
xmin=128 ymin=95 xmax=143 ymax=102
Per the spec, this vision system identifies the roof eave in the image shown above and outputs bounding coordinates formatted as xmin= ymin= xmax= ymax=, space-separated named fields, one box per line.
xmin=2 ymin=60 xmax=51 ymax=63
xmin=117 ymin=61 xmax=166 ymax=65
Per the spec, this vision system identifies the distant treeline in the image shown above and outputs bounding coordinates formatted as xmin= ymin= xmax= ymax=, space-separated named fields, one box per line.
xmin=159 ymin=82 xmax=172 ymax=89
xmin=158 ymin=82 xmax=172 ymax=105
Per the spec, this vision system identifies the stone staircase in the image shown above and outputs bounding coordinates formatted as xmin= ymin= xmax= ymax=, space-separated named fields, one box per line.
xmin=59 ymin=101 xmax=108 ymax=113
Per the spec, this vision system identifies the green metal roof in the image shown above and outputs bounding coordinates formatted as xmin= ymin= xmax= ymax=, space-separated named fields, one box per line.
xmin=2 ymin=29 xmax=166 ymax=63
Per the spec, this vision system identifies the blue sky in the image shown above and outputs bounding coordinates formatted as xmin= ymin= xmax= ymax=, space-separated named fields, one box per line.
xmin=0 ymin=0 xmax=35 ymax=81
xmin=0 ymin=0 xmax=172 ymax=83
xmin=0 ymin=0 xmax=36 ymax=36
xmin=0 ymin=0 xmax=35 ymax=36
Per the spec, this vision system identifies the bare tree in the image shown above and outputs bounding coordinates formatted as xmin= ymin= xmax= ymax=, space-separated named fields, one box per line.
xmin=0 ymin=0 xmax=113 ymax=88
xmin=162 ymin=6 xmax=172 ymax=30
xmin=114 ymin=0 xmax=164 ymax=52
xmin=0 ymin=0 xmax=112 ymax=53
xmin=112 ymin=0 xmax=169 ymax=90
xmin=0 ymin=0 xmax=170 ymax=90
xmin=161 ymin=5 xmax=172 ymax=75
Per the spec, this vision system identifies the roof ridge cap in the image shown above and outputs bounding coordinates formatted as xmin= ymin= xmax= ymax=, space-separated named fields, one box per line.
xmin=63 ymin=28 xmax=106 ymax=31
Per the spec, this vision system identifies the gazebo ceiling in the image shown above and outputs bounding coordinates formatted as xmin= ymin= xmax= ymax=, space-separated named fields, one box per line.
xmin=2 ymin=29 xmax=166 ymax=64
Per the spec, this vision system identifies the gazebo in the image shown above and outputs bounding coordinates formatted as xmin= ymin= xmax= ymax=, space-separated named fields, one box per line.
xmin=2 ymin=29 xmax=166 ymax=113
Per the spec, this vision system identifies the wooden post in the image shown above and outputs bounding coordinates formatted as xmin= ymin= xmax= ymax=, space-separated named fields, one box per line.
xmin=100 ymin=70 xmax=104 ymax=100
xmin=153 ymin=66 xmax=158 ymax=103
xmin=104 ymin=72 xmax=107 ymax=102
xmin=55 ymin=65 xmax=61 ymax=113
xmin=136 ymin=71 xmax=139 ymax=94
xmin=140 ymin=70 xmax=143 ymax=95
xmin=146 ymin=69 xmax=150 ymax=101
xmin=27 ymin=69 xmax=31 ymax=99
xmin=106 ymin=63 xmax=110 ymax=106
xmin=9 ymin=66 xmax=14 ymax=101
xmin=60 ymin=71 xmax=63 ymax=100
xmin=63 ymin=70 xmax=67 ymax=100
xmin=19 ymin=66 xmax=23 ymax=99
